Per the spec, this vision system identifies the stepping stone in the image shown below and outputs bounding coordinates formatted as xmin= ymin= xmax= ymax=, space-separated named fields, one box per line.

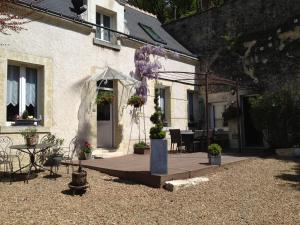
xmin=164 ymin=177 xmax=209 ymax=192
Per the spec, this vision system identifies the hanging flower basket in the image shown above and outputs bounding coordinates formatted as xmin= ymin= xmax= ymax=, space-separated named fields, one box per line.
xmin=96 ymin=91 xmax=114 ymax=105
xmin=127 ymin=95 xmax=145 ymax=108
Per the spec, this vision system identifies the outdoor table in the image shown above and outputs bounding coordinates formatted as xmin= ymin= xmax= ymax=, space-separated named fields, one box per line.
xmin=181 ymin=130 xmax=195 ymax=152
xmin=9 ymin=143 xmax=54 ymax=183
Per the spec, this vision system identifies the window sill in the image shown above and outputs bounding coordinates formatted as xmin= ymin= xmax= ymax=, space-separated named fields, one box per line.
xmin=0 ymin=126 xmax=50 ymax=134
xmin=93 ymin=38 xmax=121 ymax=51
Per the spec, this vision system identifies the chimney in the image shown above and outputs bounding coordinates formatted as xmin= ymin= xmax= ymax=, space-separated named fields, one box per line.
xmin=201 ymin=0 xmax=210 ymax=11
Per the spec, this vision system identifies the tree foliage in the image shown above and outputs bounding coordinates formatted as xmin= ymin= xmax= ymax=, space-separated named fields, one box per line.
xmin=0 ymin=0 xmax=32 ymax=34
xmin=128 ymin=0 xmax=200 ymax=23
xmin=249 ymin=86 xmax=300 ymax=148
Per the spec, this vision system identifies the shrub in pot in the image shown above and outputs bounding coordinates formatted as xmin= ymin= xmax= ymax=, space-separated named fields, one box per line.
xmin=20 ymin=127 xmax=39 ymax=146
xmin=208 ymin=143 xmax=222 ymax=165
xmin=81 ymin=141 xmax=93 ymax=160
xmin=150 ymin=89 xmax=167 ymax=175
xmin=134 ymin=141 xmax=150 ymax=154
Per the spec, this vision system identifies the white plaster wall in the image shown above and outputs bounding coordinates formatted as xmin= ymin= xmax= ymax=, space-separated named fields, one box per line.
xmin=0 ymin=12 xmax=197 ymax=152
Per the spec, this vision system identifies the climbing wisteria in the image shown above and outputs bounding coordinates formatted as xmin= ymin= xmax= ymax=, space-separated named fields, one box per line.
xmin=131 ymin=44 xmax=167 ymax=103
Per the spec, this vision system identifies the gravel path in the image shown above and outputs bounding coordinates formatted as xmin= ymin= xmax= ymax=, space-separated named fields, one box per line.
xmin=0 ymin=157 xmax=299 ymax=225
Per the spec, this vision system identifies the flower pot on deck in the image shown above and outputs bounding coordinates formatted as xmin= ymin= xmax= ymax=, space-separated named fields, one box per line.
xmin=134 ymin=147 xmax=150 ymax=155
xmin=150 ymin=139 xmax=168 ymax=175
xmin=210 ymin=154 xmax=221 ymax=166
xmin=84 ymin=152 xmax=92 ymax=160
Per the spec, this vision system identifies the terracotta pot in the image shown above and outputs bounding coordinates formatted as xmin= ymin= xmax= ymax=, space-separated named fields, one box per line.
xmin=25 ymin=135 xmax=39 ymax=146
xmin=134 ymin=147 xmax=150 ymax=154
xmin=78 ymin=151 xmax=86 ymax=160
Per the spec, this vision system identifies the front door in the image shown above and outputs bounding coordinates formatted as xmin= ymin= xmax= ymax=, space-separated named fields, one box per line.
xmin=97 ymin=81 xmax=114 ymax=148
xmin=242 ymin=96 xmax=263 ymax=147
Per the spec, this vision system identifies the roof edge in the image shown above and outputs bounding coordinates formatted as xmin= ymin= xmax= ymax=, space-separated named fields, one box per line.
xmin=14 ymin=1 xmax=198 ymax=60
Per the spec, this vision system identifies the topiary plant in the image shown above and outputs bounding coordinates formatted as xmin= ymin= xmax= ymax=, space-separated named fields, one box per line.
xmin=208 ymin=143 xmax=222 ymax=156
xmin=149 ymin=88 xmax=166 ymax=139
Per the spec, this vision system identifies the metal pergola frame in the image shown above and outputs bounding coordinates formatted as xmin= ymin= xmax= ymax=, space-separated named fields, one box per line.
xmin=157 ymin=71 xmax=242 ymax=152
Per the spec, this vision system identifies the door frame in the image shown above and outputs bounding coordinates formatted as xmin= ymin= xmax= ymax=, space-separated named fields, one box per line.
xmin=96 ymin=84 xmax=115 ymax=148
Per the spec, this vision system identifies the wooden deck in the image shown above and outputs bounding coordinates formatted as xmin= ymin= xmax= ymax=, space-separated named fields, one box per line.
xmin=67 ymin=152 xmax=248 ymax=188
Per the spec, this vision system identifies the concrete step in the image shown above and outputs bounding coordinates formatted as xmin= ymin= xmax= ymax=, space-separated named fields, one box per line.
xmin=164 ymin=177 xmax=209 ymax=192
xmin=92 ymin=149 xmax=125 ymax=159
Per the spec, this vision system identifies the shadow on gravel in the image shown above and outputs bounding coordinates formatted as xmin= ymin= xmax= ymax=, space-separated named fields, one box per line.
xmin=275 ymin=157 xmax=300 ymax=191
xmin=221 ymin=148 xmax=276 ymax=158
xmin=43 ymin=174 xmax=62 ymax=179
xmin=0 ymin=172 xmax=38 ymax=183
xmin=103 ymin=177 xmax=139 ymax=186
xmin=61 ymin=189 xmax=87 ymax=196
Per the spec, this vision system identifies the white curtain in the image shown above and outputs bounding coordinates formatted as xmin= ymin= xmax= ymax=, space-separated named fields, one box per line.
xmin=7 ymin=65 xmax=19 ymax=106
xmin=26 ymin=68 xmax=37 ymax=107
xmin=159 ymin=89 xmax=165 ymax=114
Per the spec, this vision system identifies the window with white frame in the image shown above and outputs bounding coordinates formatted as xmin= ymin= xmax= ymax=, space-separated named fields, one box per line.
xmin=6 ymin=65 xmax=39 ymax=122
xmin=155 ymin=87 xmax=170 ymax=126
xmin=96 ymin=12 xmax=111 ymax=42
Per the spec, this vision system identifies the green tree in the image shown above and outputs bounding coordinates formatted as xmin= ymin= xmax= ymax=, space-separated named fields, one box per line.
xmin=128 ymin=0 xmax=200 ymax=23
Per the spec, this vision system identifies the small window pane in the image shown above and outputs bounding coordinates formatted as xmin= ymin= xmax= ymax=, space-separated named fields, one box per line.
xmin=188 ymin=92 xmax=194 ymax=121
xmin=103 ymin=15 xmax=111 ymax=41
xmin=7 ymin=65 xmax=20 ymax=121
xmin=96 ymin=13 xmax=101 ymax=25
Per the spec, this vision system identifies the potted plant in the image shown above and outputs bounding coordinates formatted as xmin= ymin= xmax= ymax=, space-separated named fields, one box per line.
xmin=81 ymin=141 xmax=93 ymax=160
xmin=134 ymin=141 xmax=150 ymax=154
xmin=208 ymin=143 xmax=222 ymax=165
xmin=149 ymin=88 xmax=167 ymax=175
xmin=20 ymin=127 xmax=39 ymax=146
xmin=127 ymin=95 xmax=145 ymax=108
xmin=96 ymin=91 xmax=114 ymax=105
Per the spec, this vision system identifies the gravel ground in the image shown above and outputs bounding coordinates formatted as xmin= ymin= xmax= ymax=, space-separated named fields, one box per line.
xmin=0 ymin=157 xmax=299 ymax=225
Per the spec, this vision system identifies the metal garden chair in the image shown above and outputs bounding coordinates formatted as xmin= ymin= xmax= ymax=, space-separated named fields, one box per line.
xmin=61 ymin=136 xmax=79 ymax=174
xmin=0 ymin=136 xmax=22 ymax=183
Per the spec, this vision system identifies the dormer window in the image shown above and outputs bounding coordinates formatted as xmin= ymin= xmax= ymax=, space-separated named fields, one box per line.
xmin=96 ymin=12 xmax=111 ymax=42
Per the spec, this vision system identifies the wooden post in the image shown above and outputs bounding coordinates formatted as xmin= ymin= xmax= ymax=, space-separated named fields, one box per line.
xmin=205 ymin=73 xmax=210 ymax=151
xmin=236 ymin=80 xmax=242 ymax=153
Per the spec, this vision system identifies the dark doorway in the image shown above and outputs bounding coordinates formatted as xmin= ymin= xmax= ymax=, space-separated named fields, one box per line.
xmin=243 ymin=96 xmax=263 ymax=147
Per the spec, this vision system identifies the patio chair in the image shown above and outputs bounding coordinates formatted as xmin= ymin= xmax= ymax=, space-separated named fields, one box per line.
xmin=169 ymin=129 xmax=185 ymax=152
xmin=39 ymin=134 xmax=64 ymax=176
xmin=61 ymin=137 xmax=79 ymax=174
xmin=0 ymin=136 xmax=22 ymax=183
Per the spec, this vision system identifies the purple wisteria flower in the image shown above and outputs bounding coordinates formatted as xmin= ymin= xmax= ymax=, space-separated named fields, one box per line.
xmin=132 ymin=45 xmax=167 ymax=103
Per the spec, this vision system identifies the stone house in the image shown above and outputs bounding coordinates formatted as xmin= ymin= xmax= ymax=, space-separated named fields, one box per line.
xmin=0 ymin=0 xmax=200 ymax=157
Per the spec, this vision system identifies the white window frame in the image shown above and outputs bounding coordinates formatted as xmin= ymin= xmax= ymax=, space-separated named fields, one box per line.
xmin=6 ymin=65 xmax=39 ymax=124
xmin=96 ymin=12 xmax=111 ymax=42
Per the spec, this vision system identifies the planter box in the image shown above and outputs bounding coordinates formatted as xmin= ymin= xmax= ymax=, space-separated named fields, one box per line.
xmin=150 ymin=139 xmax=168 ymax=175
xmin=15 ymin=119 xmax=41 ymax=126
xmin=210 ymin=154 xmax=221 ymax=165
xmin=134 ymin=147 xmax=150 ymax=155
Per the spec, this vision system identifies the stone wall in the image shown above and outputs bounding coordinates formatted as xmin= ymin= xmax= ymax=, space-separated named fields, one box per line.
xmin=164 ymin=0 xmax=300 ymax=56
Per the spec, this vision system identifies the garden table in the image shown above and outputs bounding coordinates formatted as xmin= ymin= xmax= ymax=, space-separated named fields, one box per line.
xmin=9 ymin=143 xmax=54 ymax=183
xmin=181 ymin=130 xmax=195 ymax=152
